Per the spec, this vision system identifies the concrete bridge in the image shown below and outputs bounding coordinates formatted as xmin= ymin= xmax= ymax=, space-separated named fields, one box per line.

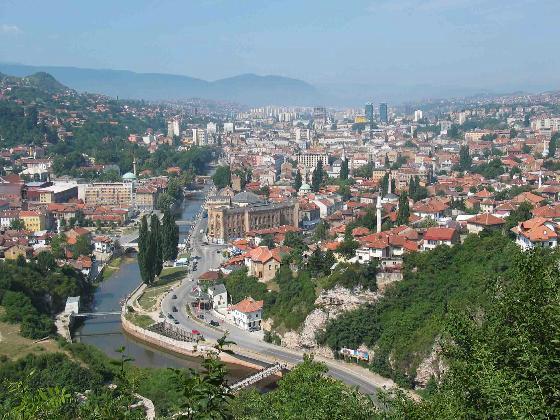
xmin=122 ymin=242 xmax=139 ymax=252
xmin=229 ymin=363 xmax=287 ymax=392
xmin=73 ymin=311 xmax=121 ymax=318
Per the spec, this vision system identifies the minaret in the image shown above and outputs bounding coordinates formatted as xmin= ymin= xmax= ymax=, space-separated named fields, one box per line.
xmin=539 ymin=170 xmax=542 ymax=188
xmin=387 ymin=171 xmax=392 ymax=195
xmin=133 ymin=156 xmax=137 ymax=177
xmin=543 ymin=138 xmax=549 ymax=158
xmin=376 ymin=190 xmax=382 ymax=233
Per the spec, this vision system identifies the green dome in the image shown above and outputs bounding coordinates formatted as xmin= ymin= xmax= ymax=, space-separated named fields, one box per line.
xmin=122 ymin=172 xmax=136 ymax=180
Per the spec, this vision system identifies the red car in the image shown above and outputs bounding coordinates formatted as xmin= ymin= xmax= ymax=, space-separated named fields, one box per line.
xmin=191 ymin=329 xmax=201 ymax=335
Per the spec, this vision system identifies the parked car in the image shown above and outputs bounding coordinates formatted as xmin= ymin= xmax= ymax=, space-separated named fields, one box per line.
xmin=173 ymin=319 xmax=180 ymax=324
xmin=167 ymin=313 xmax=174 ymax=319
xmin=172 ymin=294 xmax=177 ymax=299
xmin=209 ymin=320 xmax=219 ymax=327
xmin=191 ymin=329 xmax=201 ymax=335
xmin=172 ymin=306 xmax=178 ymax=312
xmin=197 ymin=314 xmax=205 ymax=319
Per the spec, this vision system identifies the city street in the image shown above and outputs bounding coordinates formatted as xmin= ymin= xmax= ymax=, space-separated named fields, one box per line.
xmin=159 ymin=189 xmax=395 ymax=396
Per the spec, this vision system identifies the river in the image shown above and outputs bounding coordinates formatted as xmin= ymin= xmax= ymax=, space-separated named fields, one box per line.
xmin=73 ymin=187 xmax=259 ymax=382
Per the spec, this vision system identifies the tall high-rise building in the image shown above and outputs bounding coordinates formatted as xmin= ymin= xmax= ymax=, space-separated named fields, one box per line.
xmin=365 ymin=103 xmax=374 ymax=122
xmin=414 ymin=109 xmax=423 ymax=122
xmin=167 ymin=118 xmax=181 ymax=138
xmin=379 ymin=103 xmax=388 ymax=123
xmin=192 ymin=128 xmax=208 ymax=146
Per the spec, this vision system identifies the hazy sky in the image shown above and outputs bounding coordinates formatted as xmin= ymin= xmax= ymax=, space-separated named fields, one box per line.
xmin=1 ymin=0 xmax=559 ymax=91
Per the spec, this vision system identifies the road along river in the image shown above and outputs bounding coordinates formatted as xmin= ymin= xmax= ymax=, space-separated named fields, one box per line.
xmin=74 ymin=188 xmax=269 ymax=385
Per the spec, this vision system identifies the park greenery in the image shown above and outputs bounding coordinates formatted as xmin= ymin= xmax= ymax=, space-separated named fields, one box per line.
xmin=213 ymin=165 xmax=232 ymax=189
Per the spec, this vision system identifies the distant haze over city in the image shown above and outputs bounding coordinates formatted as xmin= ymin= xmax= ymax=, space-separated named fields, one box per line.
xmin=1 ymin=1 xmax=559 ymax=105
xmin=0 ymin=62 xmax=556 ymax=107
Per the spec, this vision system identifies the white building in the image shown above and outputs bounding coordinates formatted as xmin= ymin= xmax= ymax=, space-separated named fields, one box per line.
xmin=167 ymin=118 xmax=181 ymax=137
xmin=192 ymin=128 xmax=208 ymax=146
xmin=223 ymin=122 xmax=235 ymax=134
xmin=207 ymin=122 xmax=217 ymax=135
xmin=229 ymin=297 xmax=263 ymax=331
xmin=414 ymin=110 xmax=423 ymax=122
xmin=296 ymin=153 xmax=328 ymax=170
xmin=511 ymin=218 xmax=559 ymax=251
xmin=208 ymin=284 xmax=228 ymax=311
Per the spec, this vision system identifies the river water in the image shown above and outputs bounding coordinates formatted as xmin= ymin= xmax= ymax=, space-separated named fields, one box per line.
xmin=74 ymin=187 xmax=257 ymax=381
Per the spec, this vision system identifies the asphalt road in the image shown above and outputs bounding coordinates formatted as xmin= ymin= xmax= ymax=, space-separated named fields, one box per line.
xmin=160 ymin=185 xmax=391 ymax=396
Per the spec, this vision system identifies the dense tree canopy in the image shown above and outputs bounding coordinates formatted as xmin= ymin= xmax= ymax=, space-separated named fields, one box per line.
xmin=318 ymin=232 xmax=517 ymax=387
xmin=0 ymin=258 xmax=88 ymax=338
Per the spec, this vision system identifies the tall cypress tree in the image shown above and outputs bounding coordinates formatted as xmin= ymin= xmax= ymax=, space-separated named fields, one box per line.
xmin=162 ymin=210 xmax=179 ymax=261
xmin=396 ymin=192 xmax=410 ymax=225
xmin=293 ymin=169 xmax=302 ymax=192
xmin=138 ymin=215 xmax=150 ymax=284
xmin=150 ymin=214 xmax=163 ymax=278
xmin=311 ymin=160 xmax=324 ymax=192
xmin=340 ymin=159 xmax=349 ymax=180
xmin=408 ymin=176 xmax=417 ymax=199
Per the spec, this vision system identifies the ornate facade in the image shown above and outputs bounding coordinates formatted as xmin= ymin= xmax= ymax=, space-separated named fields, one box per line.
xmin=207 ymin=191 xmax=299 ymax=243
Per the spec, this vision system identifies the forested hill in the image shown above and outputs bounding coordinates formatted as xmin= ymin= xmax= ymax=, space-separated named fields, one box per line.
xmin=318 ymin=231 xmax=519 ymax=387
xmin=0 ymin=71 xmax=69 ymax=94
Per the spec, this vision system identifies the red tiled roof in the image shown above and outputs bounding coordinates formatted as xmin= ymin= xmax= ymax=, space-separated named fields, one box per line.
xmin=230 ymin=297 xmax=263 ymax=313
xmin=423 ymin=227 xmax=457 ymax=241
xmin=467 ymin=213 xmax=505 ymax=226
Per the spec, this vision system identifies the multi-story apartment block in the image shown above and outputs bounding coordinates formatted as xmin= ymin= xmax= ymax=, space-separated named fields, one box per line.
xmin=84 ymin=183 xmax=132 ymax=208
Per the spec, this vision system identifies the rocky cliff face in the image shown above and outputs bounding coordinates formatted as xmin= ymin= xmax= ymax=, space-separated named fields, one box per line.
xmin=414 ymin=341 xmax=447 ymax=388
xmin=280 ymin=286 xmax=380 ymax=355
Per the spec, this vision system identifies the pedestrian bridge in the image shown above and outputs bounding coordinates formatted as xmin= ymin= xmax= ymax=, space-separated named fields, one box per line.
xmin=73 ymin=311 xmax=121 ymax=317
xmin=229 ymin=363 xmax=287 ymax=392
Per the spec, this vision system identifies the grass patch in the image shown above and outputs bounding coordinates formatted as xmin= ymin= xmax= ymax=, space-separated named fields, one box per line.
xmin=156 ymin=267 xmax=187 ymax=286
xmin=0 ymin=313 xmax=58 ymax=359
xmin=125 ymin=313 xmax=155 ymax=329
xmin=102 ymin=266 xmax=118 ymax=281
xmin=107 ymin=256 xmax=123 ymax=268
xmin=136 ymin=268 xmax=187 ymax=311
xmin=137 ymin=286 xmax=169 ymax=311
xmin=101 ymin=256 xmax=128 ymax=281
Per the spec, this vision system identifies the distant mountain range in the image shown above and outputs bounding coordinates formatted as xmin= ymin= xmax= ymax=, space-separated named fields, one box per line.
xmin=1 ymin=62 xmax=554 ymax=107
xmin=0 ymin=63 xmax=323 ymax=106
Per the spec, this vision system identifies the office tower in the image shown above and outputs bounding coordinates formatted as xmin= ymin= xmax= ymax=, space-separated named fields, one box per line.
xmin=414 ymin=110 xmax=423 ymax=122
xmin=365 ymin=103 xmax=374 ymax=122
xmin=379 ymin=103 xmax=388 ymax=123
